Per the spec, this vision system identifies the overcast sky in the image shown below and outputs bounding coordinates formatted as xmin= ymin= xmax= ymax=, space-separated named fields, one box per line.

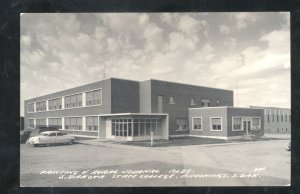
xmin=20 ymin=12 xmax=290 ymax=116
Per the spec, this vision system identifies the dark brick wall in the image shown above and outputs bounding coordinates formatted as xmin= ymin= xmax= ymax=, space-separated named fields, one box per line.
xmin=150 ymin=80 xmax=233 ymax=136
xmin=139 ymin=80 xmax=152 ymax=113
xmin=189 ymin=108 xmax=228 ymax=137
xmin=111 ymin=78 xmax=140 ymax=113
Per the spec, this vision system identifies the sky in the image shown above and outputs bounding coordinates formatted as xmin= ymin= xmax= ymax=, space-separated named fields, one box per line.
xmin=20 ymin=12 xmax=290 ymax=116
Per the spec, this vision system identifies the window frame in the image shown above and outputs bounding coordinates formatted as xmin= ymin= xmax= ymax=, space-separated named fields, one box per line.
xmin=64 ymin=93 xmax=83 ymax=109
xmin=210 ymin=117 xmax=222 ymax=131
xmin=28 ymin=103 xmax=35 ymax=113
xmin=251 ymin=117 xmax=261 ymax=130
xmin=86 ymin=88 xmax=102 ymax=107
xmin=169 ymin=96 xmax=175 ymax=104
xmin=192 ymin=117 xmax=202 ymax=131
xmin=232 ymin=117 xmax=243 ymax=131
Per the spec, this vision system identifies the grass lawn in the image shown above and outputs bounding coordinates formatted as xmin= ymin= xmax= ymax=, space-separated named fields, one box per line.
xmin=118 ymin=136 xmax=228 ymax=147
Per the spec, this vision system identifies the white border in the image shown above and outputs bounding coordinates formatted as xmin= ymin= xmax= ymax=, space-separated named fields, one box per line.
xmin=192 ymin=117 xmax=202 ymax=131
xmin=210 ymin=117 xmax=222 ymax=131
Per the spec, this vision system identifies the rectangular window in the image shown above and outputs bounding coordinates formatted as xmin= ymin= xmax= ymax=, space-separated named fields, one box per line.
xmin=111 ymin=119 xmax=132 ymax=137
xmin=64 ymin=117 xmax=82 ymax=130
xmin=169 ymin=96 xmax=175 ymax=104
xmin=211 ymin=118 xmax=222 ymax=131
xmin=232 ymin=117 xmax=242 ymax=131
xmin=65 ymin=94 xmax=82 ymax=108
xmin=252 ymin=118 xmax=260 ymax=130
xmin=286 ymin=114 xmax=288 ymax=122
xmin=36 ymin=118 xmax=46 ymax=128
xmin=86 ymin=89 xmax=102 ymax=106
xmin=281 ymin=115 xmax=283 ymax=122
xmin=191 ymin=98 xmax=196 ymax=106
xmin=48 ymin=118 xmax=62 ymax=129
xmin=86 ymin=116 xmax=98 ymax=131
xmin=267 ymin=114 xmax=270 ymax=122
xmin=201 ymin=99 xmax=210 ymax=107
xmin=132 ymin=118 xmax=161 ymax=137
xmin=36 ymin=101 xmax=46 ymax=112
xmin=176 ymin=119 xmax=187 ymax=131
xmin=48 ymin=98 xmax=62 ymax=110
xmin=192 ymin=117 xmax=202 ymax=130
xmin=28 ymin=119 xmax=34 ymax=128
xmin=28 ymin=103 xmax=34 ymax=113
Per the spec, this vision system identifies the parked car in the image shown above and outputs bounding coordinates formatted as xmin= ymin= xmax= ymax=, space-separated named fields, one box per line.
xmin=28 ymin=131 xmax=75 ymax=147
xmin=20 ymin=127 xmax=35 ymax=144
xmin=29 ymin=126 xmax=59 ymax=138
xmin=285 ymin=142 xmax=291 ymax=151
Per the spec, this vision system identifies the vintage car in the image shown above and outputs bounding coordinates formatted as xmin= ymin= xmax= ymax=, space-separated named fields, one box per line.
xmin=28 ymin=131 xmax=75 ymax=147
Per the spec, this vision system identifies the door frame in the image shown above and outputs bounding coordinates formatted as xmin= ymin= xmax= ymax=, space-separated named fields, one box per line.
xmin=242 ymin=117 xmax=252 ymax=135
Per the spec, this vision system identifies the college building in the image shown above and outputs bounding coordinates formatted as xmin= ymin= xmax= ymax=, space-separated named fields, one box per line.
xmin=24 ymin=78 xmax=265 ymax=141
xmin=250 ymin=106 xmax=291 ymax=134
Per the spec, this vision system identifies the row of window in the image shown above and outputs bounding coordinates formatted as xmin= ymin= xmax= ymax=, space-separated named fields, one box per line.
xmin=28 ymin=89 xmax=102 ymax=113
xmin=191 ymin=117 xmax=260 ymax=131
xmin=28 ymin=116 xmax=99 ymax=131
xmin=266 ymin=114 xmax=291 ymax=123
xmin=169 ymin=97 xmax=219 ymax=107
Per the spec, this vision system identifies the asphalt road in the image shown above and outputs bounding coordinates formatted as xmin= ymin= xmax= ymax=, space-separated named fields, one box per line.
xmin=20 ymin=139 xmax=290 ymax=187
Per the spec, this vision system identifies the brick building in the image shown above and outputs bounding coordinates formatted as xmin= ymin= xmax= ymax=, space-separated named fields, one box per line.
xmin=24 ymin=77 xmax=263 ymax=141
xmin=250 ymin=106 xmax=291 ymax=134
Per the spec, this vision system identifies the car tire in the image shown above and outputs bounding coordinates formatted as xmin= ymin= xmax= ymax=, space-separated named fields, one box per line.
xmin=44 ymin=143 xmax=50 ymax=147
xmin=33 ymin=144 xmax=38 ymax=147
xmin=68 ymin=140 xmax=74 ymax=145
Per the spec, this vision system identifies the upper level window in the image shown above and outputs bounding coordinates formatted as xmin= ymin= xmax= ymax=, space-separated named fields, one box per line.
xmin=211 ymin=117 xmax=222 ymax=131
xmin=86 ymin=89 xmax=102 ymax=106
xmin=201 ymin=99 xmax=210 ymax=107
xmin=48 ymin=98 xmax=62 ymax=110
xmin=169 ymin=96 xmax=175 ymax=104
xmin=28 ymin=103 xmax=34 ymax=113
xmin=192 ymin=117 xmax=202 ymax=130
xmin=232 ymin=117 xmax=242 ymax=131
xmin=216 ymin=100 xmax=220 ymax=106
xmin=36 ymin=101 xmax=46 ymax=112
xmin=191 ymin=98 xmax=196 ymax=106
xmin=65 ymin=94 xmax=82 ymax=108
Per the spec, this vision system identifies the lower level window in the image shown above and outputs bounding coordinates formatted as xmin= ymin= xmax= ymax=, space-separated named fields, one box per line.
xmin=28 ymin=119 xmax=34 ymax=128
xmin=211 ymin=118 xmax=222 ymax=131
xmin=132 ymin=118 xmax=161 ymax=137
xmin=65 ymin=117 xmax=82 ymax=130
xmin=48 ymin=118 xmax=62 ymax=129
xmin=252 ymin=118 xmax=260 ymax=130
xmin=192 ymin=118 xmax=202 ymax=130
xmin=232 ymin=118 xmax=242 ymax=131
xmin=176 ymin=119 xmax=188 ymax=131
xmin=112 ymin=119 xmax=132 ymax=137
xmin=86 ymin=116 xmax=98 ymax=131
xmin=36 ymin=118 xmax=46 ymax=128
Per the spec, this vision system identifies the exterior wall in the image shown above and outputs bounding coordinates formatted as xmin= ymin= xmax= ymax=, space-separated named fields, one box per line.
xmin=24 ymin=79 xmax=111 ymax=133
xmin=150 ymin=80 xmax=234 ymax=136
xmin=189 ymin=107 xmax=264 ymax=139
xmin=227 ymin=107 xmax=264 ymax=137
xmin=250 ymin=106 xmax=291 ymax=134
xmin=111 ymin=78 xmax=140 ymax=113
xmin=189 ymin=107 xmax=228 ymax=137
xmin=139 ymin=80 xmax=152 ymax=113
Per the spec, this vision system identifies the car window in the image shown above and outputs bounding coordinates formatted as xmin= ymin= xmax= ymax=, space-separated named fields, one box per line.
xmin=40 ymin=133 xmax=48 ymax=136
xmin=57 ymin=132 xmax=63 ymax=136
xmin=48 ymin=133 xmax=57 ymax=136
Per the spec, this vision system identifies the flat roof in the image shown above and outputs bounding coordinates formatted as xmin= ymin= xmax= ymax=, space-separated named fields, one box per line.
xmin=99 ymin=113 xmax=168 ymax=117
xmin=189 ymin=106 xmax=263 ymax=111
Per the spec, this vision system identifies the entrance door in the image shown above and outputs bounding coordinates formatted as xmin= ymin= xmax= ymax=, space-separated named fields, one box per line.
xmin=158 ymin=96 xmax=163 ymax=113
xmin=243 ymin=119 xmax=251 ymax=135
